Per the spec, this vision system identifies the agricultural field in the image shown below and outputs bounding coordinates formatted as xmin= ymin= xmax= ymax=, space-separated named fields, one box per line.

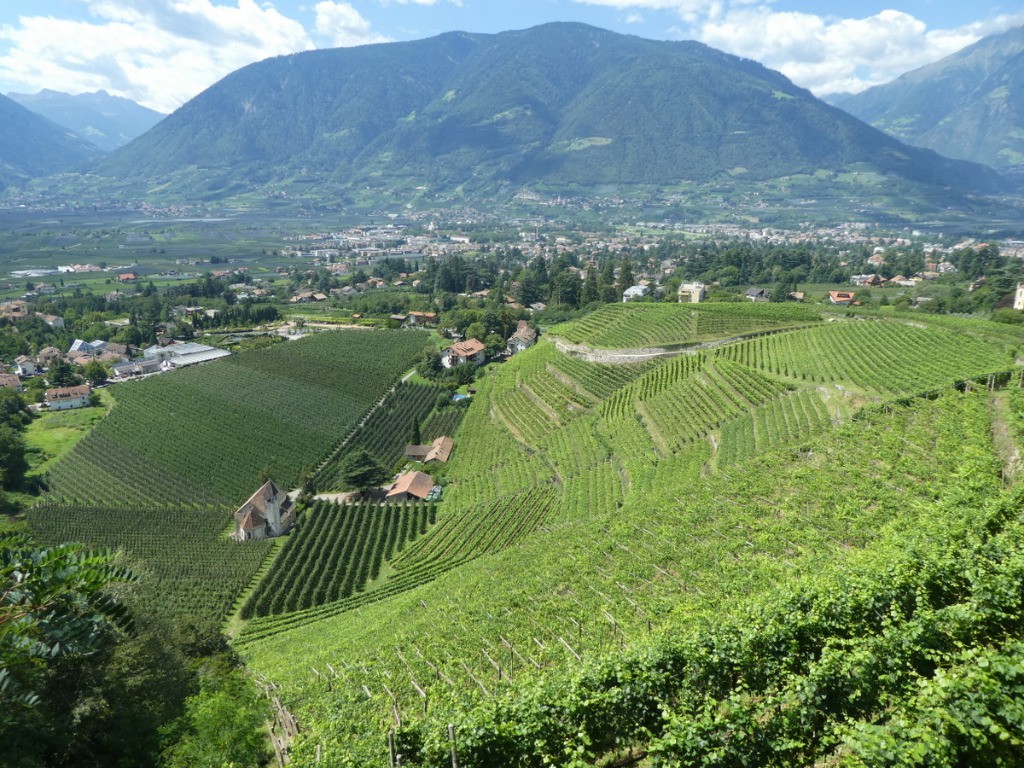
xmin=29 ymin=502 xmax=272 ymax=627
xmin=224 ymin=302 xmax=1024 ymax=766
xmin=40 ymin=329 xmax=431 ymax=507
xmin=549 ymin=301 xmax=820 ymax=349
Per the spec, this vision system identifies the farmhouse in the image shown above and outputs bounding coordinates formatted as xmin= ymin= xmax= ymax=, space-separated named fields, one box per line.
xmin=746 ymin=287 xmax=770 ymax=302
xmin=45 ymin=384 xmax=91 ymax=411
xmin=442 ymin=338 xmax=486 ymax=368
xmin=232 ymin=479 xmax=296 ymax=542
xmin=506 ymin=320 xmax=537 ymax=355
xmin=386 ymin=471 xmax=435 ymax=502
xmin=404 ymin=436 xmax=455 ymax=464
xmin=0 ymin=374 xmax=21 ymax=390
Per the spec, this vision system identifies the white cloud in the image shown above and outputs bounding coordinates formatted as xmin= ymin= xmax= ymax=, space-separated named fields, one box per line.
xmin=0 ymin=0 xmax=389 ymax=112
xmin=696 ymin=7 xmax=1024 ymax=95
xmin=575 ymin=1 xmax=1024 ymax=95
xmin=314 ymin=2 xmax=390 ymax=47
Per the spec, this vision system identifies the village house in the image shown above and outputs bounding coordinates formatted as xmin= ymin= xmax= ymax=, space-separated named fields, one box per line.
xmin=404 ymin=436 xmax=455 ymax=465
xmin=406 ymin=311 xmax=438 ymax=326
xmin=506 ymin=321 xmax=537 ymax=355
xmin=0 ymin=300 xmax=29 ymax=320
xmin=385 ymin=471 xmax=436 ymax=502
xmin=36 ymin=347 xmax=62 ymax=367
xmin=117 ymin=273 xmax=137 ymax=283
xmin=677 ymin=282 xmax=706 ymax=303
xmin=622 ymin=284 xmax=650 ymax=302
xmin=442 ymin=338 xmax=486 ymax=368
xmin=35 ymin=313 xmax=64 ymax=328
xmin=45 ymin=384 xmax=91 ymax=411
xmin=746 ymin=287 xmax=770 ymax=302
xmin=0 ymin=373 xmax=22 ymax=390
xmin=828 ymin=291 xmax=856 ymax=305
xmin=1015 ymin=283 xmax=1024 ymax=311
xmin=14 ymin=356 xmax=37 ymax=377
xmin=232 ymin=479 xmax=295 ymax=541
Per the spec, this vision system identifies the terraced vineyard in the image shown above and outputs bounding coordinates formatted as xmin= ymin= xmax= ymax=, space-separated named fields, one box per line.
xmin=551 ymin=301 xmax=820 ymax=349
xmin=41 ymin=330 xmax=430 ymax=506
xmin=720 ymin=319 xmax=1012 ymax=394
xmin=29 ymin=502 xmax=271 ymax=626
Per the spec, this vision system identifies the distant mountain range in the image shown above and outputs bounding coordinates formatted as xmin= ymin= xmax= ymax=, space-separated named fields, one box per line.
xmin=831 ymin=25 xmax=1024 ymax=172
xmin=0 ymin=93 xmax=102 ymax=190
xmin=52 ymin=22 xmax=1000 ymax=210
xmin=8 ymin=89 xmax=165 ymax=152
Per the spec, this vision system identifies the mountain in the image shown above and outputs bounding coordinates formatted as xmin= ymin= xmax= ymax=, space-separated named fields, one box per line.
xmin=77 ymin=23 xmax=1005 ymax=206
xmin=7 ymin=89 xmax=165 ymax=152
xmin=832 ymin=25 xmax=1024 ymax=172
xmin=0 ymin=93 xmax=103 ymax=190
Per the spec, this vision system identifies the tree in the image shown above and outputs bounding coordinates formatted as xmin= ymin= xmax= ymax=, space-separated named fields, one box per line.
xmin=614 ymin=255 xmax=635 ymax=299
xmin=339 ymin=449 xmax=388 ymax=496
xmin=0 ymin=390 xmax=31 ymax=431
xmin=83 ymin=360 xmax=109 ymax=386
xmin=0 ymin=427 xmax=27 ymax=490
xmin=411 ymin=419 xmax=421 ymax=446
xmin=46 ymin=360 xmax=78 ymax=388
xmin=581 ymin=266 xmax=600 ymax=305
xmin=0 ymin=534 xmax=136 ymax=720
xmin=551 ymin=270 xmax=581 ymax=308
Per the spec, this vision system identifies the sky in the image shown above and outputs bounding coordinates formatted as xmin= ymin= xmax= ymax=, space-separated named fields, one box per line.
xmin=0 ymin=0 xmax=1022 ymax=114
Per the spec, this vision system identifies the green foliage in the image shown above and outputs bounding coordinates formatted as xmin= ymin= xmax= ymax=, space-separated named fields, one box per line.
xmin=0 ymin=533 xmax=136 ymax=716
xmin=338 ymin=449 xmax=389 ymax=494
xmin=161 ymin=659 xmax=270 ymax=768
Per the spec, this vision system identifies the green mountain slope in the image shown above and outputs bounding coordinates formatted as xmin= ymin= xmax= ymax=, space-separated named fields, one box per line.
xmin=78 ymin=22 xmax=1005 ymax=204
xmin=0 ymin=93 xmax=103 ymax=189
xmin=832 ymin=25 xmax=1024 ymax=171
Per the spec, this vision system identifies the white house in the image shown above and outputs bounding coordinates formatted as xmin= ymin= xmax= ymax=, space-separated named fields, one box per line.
xmin=622 ymin=285 xmax=650 ymax=302
xmin=677 ymin=282 xmax=706 ymax=303
xmin=1014 ymin=283 xmax=1024 ymax=311
xmin=442 ymin=339 xmax=486 ymax=368
xmin=232 ymin=479 xmax=295 ymax=541
xmin=506 ymin=321 xmax=537 ymax=355
xmin=14 ymin=356 xmax=37 ymax=377
xmin=45 ymin=384 xmax=91 ymax=411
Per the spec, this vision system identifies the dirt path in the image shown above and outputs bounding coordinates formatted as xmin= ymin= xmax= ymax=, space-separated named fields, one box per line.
xmin=989 ymin=390 xmax=1022 ymax=485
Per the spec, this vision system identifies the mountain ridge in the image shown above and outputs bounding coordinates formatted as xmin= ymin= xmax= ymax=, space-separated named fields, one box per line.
xmin=34 ymin=23 xmax=1013 ymax=208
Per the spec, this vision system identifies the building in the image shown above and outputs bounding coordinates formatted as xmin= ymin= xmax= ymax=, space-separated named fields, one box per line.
xmin=506 ymin=321 xmax=537 ymax=355
xmin=746 ymin=287 xmax=770 ymax=302
xmin=45 ymin=384 xmax=91 ymax=410
xmin=385 ymin=471 xmax=436 ymax=502
xmin=404 ymin=436 xmax=455 ymax=464
xmin=0 ymin=374 xmax=21 ymax=390
xmin=622 ymin=285 xmax=650 ymax=302
xmin=14 ymin=356 xmax=37 ymax=377
xmin=232 ymin=479 xmax=295 ymax=541
xmin=1015 ymin=283 xmax=1024 ymax=311
xmin=143 ymin=341 xmax=231 ymax=369
xmin=677 ymin=282 xmax=706 ymax=303
xmin=828 ymin=291 xmax=856 ymax=305
xmin=442 ymin=339 xmax=486 ymax=368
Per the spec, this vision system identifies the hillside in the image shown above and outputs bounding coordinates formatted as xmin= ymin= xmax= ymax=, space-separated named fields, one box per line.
xmin=832 ymin=25 xmax=1024 ymax=171
xmin=7 ymin=89 xmax=165 ymax=152
xmin=68 ymin=23 xmax=1005 ymax=207
xmin=0 ymin=93 xmax=102 ymax=190
xmin=226 ymin=307 xmax=1019 ymax=765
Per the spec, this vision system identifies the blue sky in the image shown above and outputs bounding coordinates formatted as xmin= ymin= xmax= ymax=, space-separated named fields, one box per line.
xmin=0 ymin=1 xmax=1021 ymax=113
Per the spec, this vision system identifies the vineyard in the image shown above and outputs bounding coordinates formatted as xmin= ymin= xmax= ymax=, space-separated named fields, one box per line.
xmin=550 ymin=301 xmax=820 ymax=349
xmin=242 ymin=388 xmax=1008 ymax=766
xmin=29 ymin=502 xmax=272 ymax=626
xmin=41 ymin=330 xmax=431 ymax=507
xmin=241 ymin=500 xmax=435 ymax=618
xmin=312 ymin=382 xmax=451 ymax=491
xmin=719 ymin=318 xmax=1011 ymax=395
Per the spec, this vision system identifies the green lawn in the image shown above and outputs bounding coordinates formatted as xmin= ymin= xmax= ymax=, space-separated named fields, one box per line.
xmin=23 ymin=389 xmax=113 ymax=476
